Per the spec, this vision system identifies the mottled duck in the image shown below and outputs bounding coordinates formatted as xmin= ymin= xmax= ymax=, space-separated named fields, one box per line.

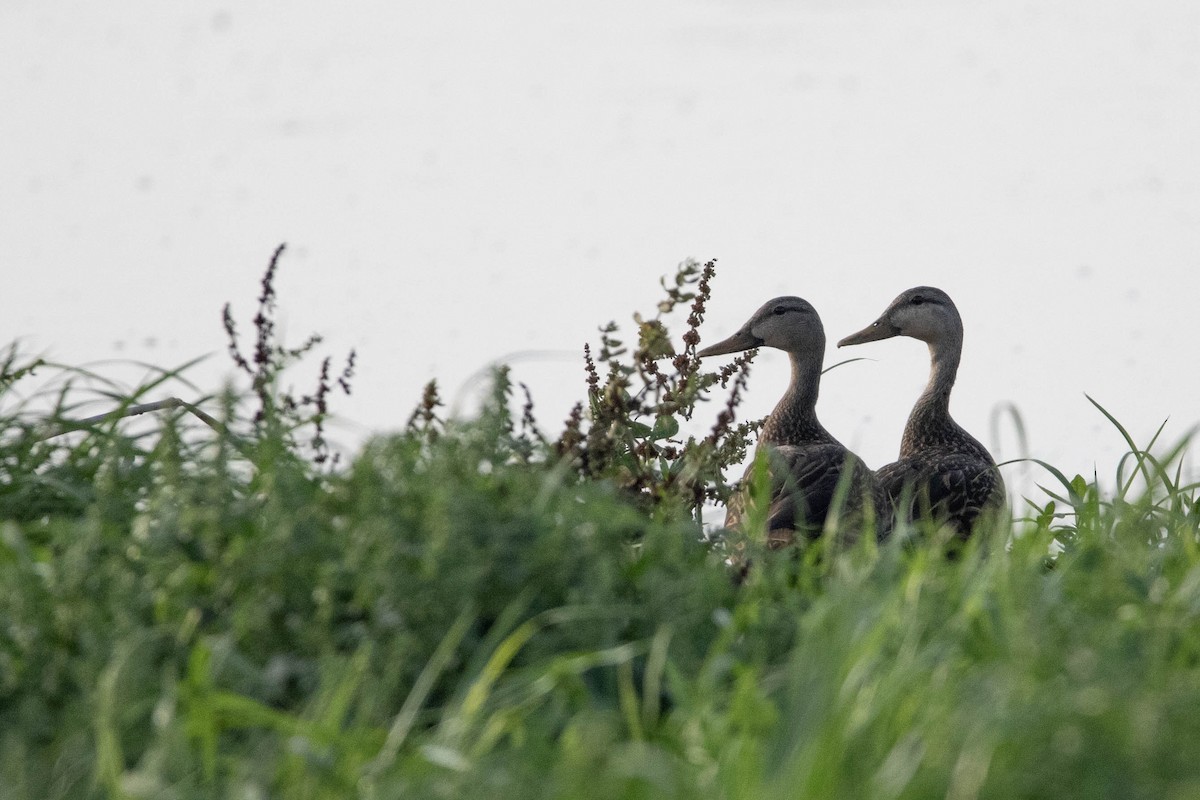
xmin=838 ymin=286 xmax=1006 ymax=537
xmin=699 ymin=296 xmax=886 ymax=548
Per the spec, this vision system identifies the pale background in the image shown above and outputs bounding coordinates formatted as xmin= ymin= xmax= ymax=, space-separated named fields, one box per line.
xmin=3 ymin=1 xmax=1198 ymax=513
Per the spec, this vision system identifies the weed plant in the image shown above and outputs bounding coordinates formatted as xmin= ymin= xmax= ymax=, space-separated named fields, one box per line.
xmin=1 ymin=249 xmax=1199 ymax=799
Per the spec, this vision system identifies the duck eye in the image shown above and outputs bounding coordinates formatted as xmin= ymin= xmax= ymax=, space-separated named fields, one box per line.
xmin=772 ymin=305 xmax=787 ymax=316
xmin=911 ymin=295 xmax=925 ymax=306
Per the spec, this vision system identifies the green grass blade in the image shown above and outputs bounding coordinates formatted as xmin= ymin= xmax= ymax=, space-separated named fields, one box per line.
xmin=364 ymin=606 xmax=475 ymax=779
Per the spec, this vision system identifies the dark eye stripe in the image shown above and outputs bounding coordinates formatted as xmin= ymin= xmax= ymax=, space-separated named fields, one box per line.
xmin=772 ymin=304 xmax=811 ymax=316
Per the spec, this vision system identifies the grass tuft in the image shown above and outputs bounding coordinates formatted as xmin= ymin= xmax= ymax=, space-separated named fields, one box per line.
xmin=1 ymin=251 xmax=1198 ymax=798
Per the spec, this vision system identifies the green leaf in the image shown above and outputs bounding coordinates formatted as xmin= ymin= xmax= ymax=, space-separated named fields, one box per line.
xmin=628 ymin=420 xmax=653 ymax=438
xmin=1070 ymin=474 xmax=1089 ymax=499
xmin=650 ymin=415 xmax=679 ymax=441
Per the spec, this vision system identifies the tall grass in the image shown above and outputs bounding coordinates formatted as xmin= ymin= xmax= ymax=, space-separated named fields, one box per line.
xmin=1 ymin=250 xmax=1198 ymax=799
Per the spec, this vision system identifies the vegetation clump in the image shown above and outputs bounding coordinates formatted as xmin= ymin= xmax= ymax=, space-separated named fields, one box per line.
xmin=0 ymin=247 xmax=1198 ymax=799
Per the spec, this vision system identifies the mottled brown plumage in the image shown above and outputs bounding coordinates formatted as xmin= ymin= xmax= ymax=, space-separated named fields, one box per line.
xmin=699 ymin=296 xmax=887 ymax=547
xmin=838 ymin=286 xmax=1006 ymax=537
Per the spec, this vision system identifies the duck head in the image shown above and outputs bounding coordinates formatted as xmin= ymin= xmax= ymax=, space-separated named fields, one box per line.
xmin=837 ymin=286 xmax=962 ymax=347
xmin=698 ymin=296 xmax=825 ymax=358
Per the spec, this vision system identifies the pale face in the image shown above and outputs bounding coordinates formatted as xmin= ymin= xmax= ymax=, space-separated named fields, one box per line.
xmin=698 ymin=295 xmax=826 ymax=358
xmin=881 ymin=288 xmax=960 ymax=344
xmin=838 ymin=286 xmax=962 ymax=347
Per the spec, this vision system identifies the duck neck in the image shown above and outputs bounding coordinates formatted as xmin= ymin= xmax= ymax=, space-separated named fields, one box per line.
xmin=760 ymin=352 xmax=830 ymax=445
xmin=901 ymin=336 xmax=961 ymax=455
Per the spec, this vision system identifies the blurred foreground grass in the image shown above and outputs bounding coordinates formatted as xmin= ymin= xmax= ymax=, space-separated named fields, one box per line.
xmin=2 ymin=254 xmax=1199 ymax=799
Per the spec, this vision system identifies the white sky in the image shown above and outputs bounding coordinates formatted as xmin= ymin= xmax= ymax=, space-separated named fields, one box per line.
xmin=2 ymin=0 xmax=1198 ymax=508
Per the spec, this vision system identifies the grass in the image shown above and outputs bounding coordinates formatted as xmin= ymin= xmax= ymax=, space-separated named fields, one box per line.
xmin=1 ymin=250 xmax=1199 ymax=799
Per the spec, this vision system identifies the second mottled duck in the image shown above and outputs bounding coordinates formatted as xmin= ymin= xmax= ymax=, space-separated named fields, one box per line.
xmin=838 ymin=286 xmax=1006 ymax=537
xmin=699 ymin=296 xmax=886 ymax=547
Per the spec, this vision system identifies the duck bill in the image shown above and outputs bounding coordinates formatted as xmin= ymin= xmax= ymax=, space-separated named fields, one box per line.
xmin=696 ymin=327 xmax=762 ymax=358
xmin=837 ymin=318 xmax=899 ymax=347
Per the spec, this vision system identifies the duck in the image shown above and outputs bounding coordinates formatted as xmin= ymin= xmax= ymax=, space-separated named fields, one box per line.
xmin=837 ymin=286 xmax=1006 ymax=537
xmin=698 ymin=296 xmax=886 ymax=548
